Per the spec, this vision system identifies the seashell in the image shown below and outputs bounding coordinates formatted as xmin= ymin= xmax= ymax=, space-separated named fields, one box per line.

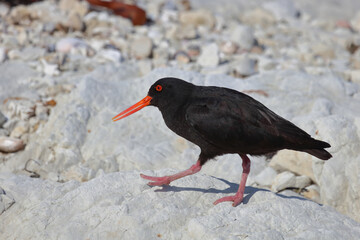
xmin=0 ymin=137 xmax=25 ymax=153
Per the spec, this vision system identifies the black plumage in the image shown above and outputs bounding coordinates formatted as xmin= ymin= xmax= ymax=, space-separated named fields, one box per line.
xmin=113 ymin=77 xmax=331 ymax=206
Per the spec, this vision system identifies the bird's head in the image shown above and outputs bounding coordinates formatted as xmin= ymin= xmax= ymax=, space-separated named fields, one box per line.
xmin=112 ymin=78 xmax=194 ymax=122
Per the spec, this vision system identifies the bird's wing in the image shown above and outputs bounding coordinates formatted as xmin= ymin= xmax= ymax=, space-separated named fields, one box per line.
xmin=185 ymin=88 xmax=311 ymax=153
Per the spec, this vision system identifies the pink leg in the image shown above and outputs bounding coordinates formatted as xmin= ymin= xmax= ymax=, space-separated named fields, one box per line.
xmin=213 ymin=154 xmax=251 ymax=207
xmin=140 ymin=160 xmax=202 ymax=186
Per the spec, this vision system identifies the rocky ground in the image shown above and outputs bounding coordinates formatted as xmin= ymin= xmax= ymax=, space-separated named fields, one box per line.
xmin=1 ymin=0 xmax=360 ymax=239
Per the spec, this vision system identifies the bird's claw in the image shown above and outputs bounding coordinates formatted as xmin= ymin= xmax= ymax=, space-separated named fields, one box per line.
xmin=140 ymin=173 xmax=171 ymax=186
xmin=213 ymin=195 xmax=243 ymax=207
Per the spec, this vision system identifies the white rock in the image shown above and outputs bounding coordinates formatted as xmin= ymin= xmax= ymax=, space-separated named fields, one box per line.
xmin=179 ymin=9 xmax=216 ymax=29
xmin=230 ymin=25 xmax=255 ymax=50
xmin=40 ymin=59 xmax=60 ymax=76
xmin=96 ymin=49 xmax=122 ymax=63
xmin=130 ymin=37 xmax=153 ymax=59
xmin=294 ymin=175 xmax=312 ymax=189
xmin=270 ymin=150 xmax=316 ymax=182
xmin=55 ymin=38 xmax=89 ymax=54
xmin=271 ymin=171 xmax=296 ymax=192
xmin=59 ymin=0 xmax=89 ymax=17
xmin=197 ymin=43 xmax=219 ymax=67
xmin=254 ymin=166 xmax=277 ymax=187
xmin=1 ymin=172 xmax=360 ymax=239
xmin=241 ymin=7 xmax=276 ymax=27
xmin=263 ymin=0 xmax=299 ymax=21
xmin=0 ymin=2 xmax=9 ymax=17
xmin=351 ymin=10 xmax=360 ymax=32
xmin=231 ymin=54 xmax=256 ymax=77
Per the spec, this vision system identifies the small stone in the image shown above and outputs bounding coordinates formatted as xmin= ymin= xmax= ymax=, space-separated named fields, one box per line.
xmin=302 ymin=184 xmax=321 ymax=203
xmin=351 ymin=11 xmax=360 ymax=32
xmin=254 ymin=166 xmax=278 ymax=187
xmin=271 ymin=171 xmax=296 ymax=192
xmin=96 ymin=49 xmax=122 ymax=63
xmin=220 ymin=41 xmax=238 ymax=55
xmin=179 ymin=9 xmax=216 ymax=29
xmin=263 ymin=0 xmax=299 ymax=21
xmin=0 ymin=137 xmax=25 ymax=153
xmin=312 ymin=44 xmax=335 ymax=59
xmin=350 ymin=70 xmax=360 ymax=84
xmin=130 ymin=37 xmax=153 ymax=59
xmin=59 ymin=0 xmax=89 ymax=17
xmin=10 ymin=122 xmax=29 ymax=138
xmin=197 ymin=43 xmax=219 ymax=67
xmin=231 ymin=55 xmax=256 ymax=77
xmin=242 ymin=7 xmax=276 ymax=27
xmin=176 ymin=25 xmax=197 ymax=40
xmin=230 ymin=25 xmax=255 ymax=50
xmin=56 ymin=38 xmax=89 ymax=53
xmin=175 ymin=51 xmax=191 ymax=64
xmin=294 ymin=175 xmax=312 ymax=189
xmin=61 ymin=12 xmax=84 ymax=31
xmin=0 ymin=3 xmax=10 ymax=17
xmin=4 ymin=98 xmax=36 ymax=120
xmin=9 ymin=5 xmax=31 ymax=25
xmin=270 ymin=150 xmax=316 ymax=182
xmin=40 ymin=59 xmax=60 ymax=76
xmin=187 ymin=45 xmax=201 ymax=58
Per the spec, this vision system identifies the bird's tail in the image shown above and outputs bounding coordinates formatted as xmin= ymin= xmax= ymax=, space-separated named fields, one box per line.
xmin=295 ymin=139 xmax=332 ymax=160
xmin=303 ymin=148 xmax=332 ymax=160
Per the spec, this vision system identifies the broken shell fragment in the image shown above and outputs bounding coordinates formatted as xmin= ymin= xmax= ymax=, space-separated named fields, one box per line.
xmin=0 ymin=137 xmax=25 ymax=153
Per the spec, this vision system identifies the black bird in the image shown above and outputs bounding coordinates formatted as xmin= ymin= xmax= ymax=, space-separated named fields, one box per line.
xmin=113 ymin=78 xmax=332 ymax=206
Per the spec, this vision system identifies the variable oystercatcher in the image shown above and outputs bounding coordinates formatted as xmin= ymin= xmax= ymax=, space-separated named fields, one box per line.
xmin=113 ymin=78 xmax=332 ymax=206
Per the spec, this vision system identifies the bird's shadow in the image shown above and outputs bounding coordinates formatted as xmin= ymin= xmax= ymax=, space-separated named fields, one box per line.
xmin=153 ymin=176 xmax=315 ymax=204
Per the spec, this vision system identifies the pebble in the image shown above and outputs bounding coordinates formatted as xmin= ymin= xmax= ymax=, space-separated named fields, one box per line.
xmin=220 ymin=41 xmax=238 ymax=55
xmin=263 ymin=0 xmax=299 ymax=21
xmin=187 ymin=45 xmax=201 ymax=58
xmin=302 ymin=184 xmax=321 ymax=203
xmin=130 ymin=37 xmax=153 ymax=59
xmin=254 ymin=166 xmax=278 ymax=187
xmin=61 ymin=11 xmax=84 ymax=31
xmin=55 ymin=38 xmax=89 ymax=54
xmin=230 ymin=25 xmax=255 ymax=50
xmin=179 ymin=9 xmax=216 ymax=29
xmin=59 ymin=0 xmax=89 ymax=17
xmin=0 ymin=137 xmax=25 ymax=153
xmin=197 ymin=43 xmax=219 ymax=67
xmin=175 ymin=51 xmax=191 ymax=64
xmin=269 ymin=150 xmax=316 ymax=182
xmin=241 ymin=7 xmax=276 ymax=27
xmin=231 ymin=54 xmax=256 ymax=77
xmin=271 ymin=171 xmax=296 ymax=192
xmin=96 ymin=49 xmax=123 ymax=63
xmin=272 ymin=171 xmax=312 ymax=192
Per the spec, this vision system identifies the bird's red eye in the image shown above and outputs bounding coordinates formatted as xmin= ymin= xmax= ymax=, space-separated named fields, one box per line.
xmin=155 ymin=85 xmax=162 ymax=92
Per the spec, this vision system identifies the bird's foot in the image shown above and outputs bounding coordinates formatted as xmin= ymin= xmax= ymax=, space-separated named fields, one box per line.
xmin=140 ymin=173 xmax=171 ymax=186
xmin=213 ymin=195 xmax=243 ymax=207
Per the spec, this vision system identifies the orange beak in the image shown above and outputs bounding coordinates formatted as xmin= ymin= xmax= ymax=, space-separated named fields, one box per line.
xmin=112 ymin=96 xmax=152 ymax=122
